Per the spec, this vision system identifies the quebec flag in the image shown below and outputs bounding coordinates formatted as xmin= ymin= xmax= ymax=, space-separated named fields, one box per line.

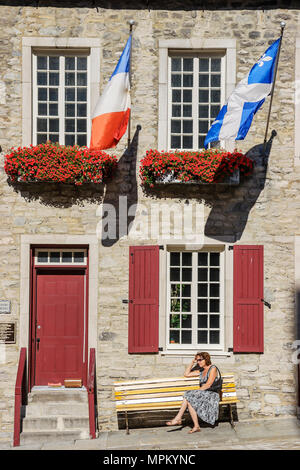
xmin=204 ymin=38 xmax=281 ymax=148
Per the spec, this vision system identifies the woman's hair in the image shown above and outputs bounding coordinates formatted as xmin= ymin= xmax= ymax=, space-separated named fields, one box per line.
xmin=196 ymin=351 xmax=211 ymax=366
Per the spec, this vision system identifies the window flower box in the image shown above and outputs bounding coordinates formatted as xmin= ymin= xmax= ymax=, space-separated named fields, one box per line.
xmin=4 ymin=143 xmax=118 ymax=185
xmin=140 ymin=149 xmax=253 ymax=188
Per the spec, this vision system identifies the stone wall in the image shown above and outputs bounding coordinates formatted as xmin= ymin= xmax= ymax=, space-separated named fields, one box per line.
xmin=0 ymin=2 xmax=299 ymax=437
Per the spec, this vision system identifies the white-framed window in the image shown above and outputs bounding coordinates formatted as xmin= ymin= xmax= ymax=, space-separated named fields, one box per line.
xmin=22 ymin=38 xmax=100 ymax=147
xmin=34 ymin=248 xmax=87 ymax=266
xmin=32 ymin=51 xmax=90 ymax=146
xmin=166 ymin=248 xmax=225 ymax=351
xmin=158 ymin=39 xmax=236 ymax=152
xmin=168 ymin=52 xmax=225 ymax=150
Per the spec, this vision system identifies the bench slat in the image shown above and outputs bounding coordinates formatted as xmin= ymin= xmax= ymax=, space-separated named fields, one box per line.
xmin=114 ymin=374 xmax=235 ymax=388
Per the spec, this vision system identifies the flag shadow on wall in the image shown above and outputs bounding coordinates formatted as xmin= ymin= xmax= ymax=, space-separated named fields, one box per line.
xmin=100 ymin=125 xmax=141 ymax=247
xmin=204 ymin=130 xmax=277 ymax=242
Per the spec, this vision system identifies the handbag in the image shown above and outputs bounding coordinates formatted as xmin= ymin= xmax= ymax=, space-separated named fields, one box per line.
xmin=206 ymin=366 xmax=223 ymax=392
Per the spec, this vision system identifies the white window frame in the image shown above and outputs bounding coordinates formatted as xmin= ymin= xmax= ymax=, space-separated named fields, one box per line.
xmin=158 ymin=39 xmax=236 ymax=152
xmin=166 ymin=248 xmax=225 ymax=351
xmin=168 ymin=52 xmax=226 ymax=151
xmin=22 ymin=37 xmax=100 ymax=147
xmin=34 ymin=248 xmax=88 ymax=266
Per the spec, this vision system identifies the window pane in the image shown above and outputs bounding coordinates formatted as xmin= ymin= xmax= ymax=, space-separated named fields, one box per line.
xmin=210 ymin=252 xmax=220 ymax=266
xmin=171 ymin=135 xmax=181 ymax=148
xmin=198 ymin=283 xmax=208 ymax=297
xmin=171 ymin=284 xmax=181 ymax=297
xmin=183 ymin=74 xmax=193 ymax=87
xmin=77 ymin=120 xmax=87 ymax=132
xmin=37 ymin=56 xmax=47 ymax=70
xmin=211 ymin=105 xmax=220 ymax=118
xmin=172 ymin=105 xmax=181 ymax=117
xmin=211 ymin=58 xmax=221 ymax=72
xmin=77 ymin=103 xmax=87 ymax=117
xmin=65 ymin=103 xmax=75 ymax=117
xmin=49 ymin=88 xmax=58 ymax=101
xmin=183 ymin=90 xmax=192 ymax=103
xmin=209 ymin=330 xmax=219 ymax=344
xmin=37 ymin=118 xmax=47 ymax=132
xmin=211 ymin=74 xmax=221 ymax=87
xmin=182 ymin=252 xmax=192 ymax=266
xmin=65 ymin=88 xmax=76 ymax=101
xmin=62 ymin=252 xmax=72 ymax=263
xmin=170 ymin=252 xmax=180 ymax=266
xmin=74 ymin=251 xmax=84 ymax=262
xmin=50 ymin=252 xmax=60 ymax=263
xmin=49 ymin=119 xmax=59 ymax=132
xmin=65 ymin=119 xmax=75 ymax=132
xmin=182 ymin=135 xmax=193 ymax=148
xmin=38 ymin=88 xmax=47 ymax=100
xmin=210 ymin=299 xmax=219 ymax=313
xmin=171 ymin=58 xmax=181 ymax=71
xmin=170 ymin=268 xmax=180 ymax=281
xmin=77 ymin=73 xmax=87 ymax=86
xmin=211 ymin=90 xmax=220 ymax=103
xmin=182 ymin=299 xmax=191 ymax=312
xmin=38 ymin=103 xmax=47 ymax=115
xmin=77 ymin=57 xmax=87 ymax=70
xmin=199 ymin=89 xmax=209 ymax=102
xmin=198 ymin=252 xmax=208 ymax=266
xmin=37 ymin=134 xmax=47 ymax=144
xmin=210 ymin=315 xmax=220 ymax=328
xmin=65 ymin=72 xmax=75 ymax=86
xmin=182 ymin=268 xmax=192 ymax=282
xmin=199 ymin=105 xmax=209 ymax=118
xmin=183 ymin=120 xmax=193 ymax=133
xmin=198 ymin=268 xmax=208 ymax=281
xmin=76 ymin=134 xmax=87 ymax=146
xmin=65 ymin=134 xmax=75 ymax=146
xmin=172 ymin=90 xmax=181 ymax=103
xmin=77 ymin=88 xmax=87 ymax=102
xmin=182 ymin=314 xmax=192 ymax=328
xmin=198 ymin=330 xmax=207 ymax=343
xmin=182 ymin=284 xmax=191 ymax=297
xmin=210 ymin=268 xmax=220 ymax=281
xmin=198 ymin=299 xmax=208 ymax=312
xmin=198 ymin=314 xmax=208 ymax=328
xmin=210 ymin=283 xmax=220 ymax=297
xmin=183 ymin=105 xmax=192 ymax=117
xmin=49 ymin=103 xmax=58 ymax=116
xmin=37 ymin=72 xmax=47 ymax=85
xmin=65 ymin=57 xmax=75 ymax=70
xmin=170 ymin=314 xmax=180 ymax=328
xmin=170 ymin=330 xmax=180 ymax=344
xmin=199 ymin=58 xmax=209 ymax=71
xmin=49 ymin=134 xmax=59 ymax=143
xmin=199 ymin=120 xmax=208 ymax=133
xmin=171 ymin=120 xmax=181 ymax=133
xmin=183 ymin=58 xmax=193 ymax=71
xmin=49 ymin=56 xmax=59 ymax=70
xmin=199 ymin=74 xmax=209 ymax=87
xmin=171 ymin=74 xmax=181 ymax=87
xmin=182 ymin=330 xmax=192 ymax=344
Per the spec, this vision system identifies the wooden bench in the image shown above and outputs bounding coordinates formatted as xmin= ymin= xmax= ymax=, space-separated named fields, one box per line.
xmin=114 ymin=374 xmax=239 ymax=434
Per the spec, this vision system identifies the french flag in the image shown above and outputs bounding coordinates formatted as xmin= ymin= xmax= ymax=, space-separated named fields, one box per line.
xmin=90 ymin=36 xmax=131 ymax=150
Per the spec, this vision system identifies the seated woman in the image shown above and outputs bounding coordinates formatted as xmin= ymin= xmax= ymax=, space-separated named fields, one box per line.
xmin=166 ymin=352 xmax=220 ymax=433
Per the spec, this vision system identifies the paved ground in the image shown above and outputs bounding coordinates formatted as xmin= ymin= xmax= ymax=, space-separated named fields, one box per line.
xmin=1 ymin=417 xmax=300 ymax=451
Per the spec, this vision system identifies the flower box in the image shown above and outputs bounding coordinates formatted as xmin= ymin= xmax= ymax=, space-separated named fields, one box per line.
xmin=4 ymin=143 xmax=118 ymax=185
xmin=140 ymin=149 xmax=253 ymax=188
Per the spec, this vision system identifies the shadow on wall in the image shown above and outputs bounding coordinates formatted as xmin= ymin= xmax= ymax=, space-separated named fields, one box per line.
xmin=100 ymin=125 xmax=140 ymax=247
xmin=205 ymin=129 xmax=277 ymax=242
xmin=142 ymin=130 xmax=277 ymax=244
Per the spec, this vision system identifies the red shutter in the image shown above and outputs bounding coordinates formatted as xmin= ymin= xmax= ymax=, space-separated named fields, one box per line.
xmin=128 ymin=246 xmax=159 ymax=353
xmin=233 ymin=245 xmax=264 ymax=353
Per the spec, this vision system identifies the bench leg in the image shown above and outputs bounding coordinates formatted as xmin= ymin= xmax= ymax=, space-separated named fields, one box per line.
xmin=125 ymin=411 xmax=130 ymax=434
xmin=228 ymin=404 xmax=235 ymax=429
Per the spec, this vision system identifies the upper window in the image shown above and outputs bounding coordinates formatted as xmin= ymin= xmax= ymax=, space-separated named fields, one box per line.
xmin=22 ymin=38 xmax=100 ymax=147
xmin=32 ymin=52 xmax=89 ymax=146
xmin=167 ymin=249 xmax=224 ymax=351
xmin=158 ymin=39 xmax=236 ymax=152
xmin=169 ymin=53 xmax=225 ymax=150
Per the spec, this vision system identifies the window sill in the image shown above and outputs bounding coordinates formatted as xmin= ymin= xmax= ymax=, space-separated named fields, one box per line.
xmin=160 ymin=350 xmax=232 ymax=358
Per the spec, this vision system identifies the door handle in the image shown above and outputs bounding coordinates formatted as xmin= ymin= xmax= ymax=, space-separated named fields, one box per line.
xmin=36 ymin=338 xmax=40 ymax=351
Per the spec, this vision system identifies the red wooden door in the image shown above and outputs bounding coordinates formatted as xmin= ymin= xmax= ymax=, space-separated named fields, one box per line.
xmin=35 ymin=270 xmax=85 ymax=385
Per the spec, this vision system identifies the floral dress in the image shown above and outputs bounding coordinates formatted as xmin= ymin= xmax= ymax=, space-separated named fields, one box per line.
xmin=183 ymin=365 xmax=220 ymax=425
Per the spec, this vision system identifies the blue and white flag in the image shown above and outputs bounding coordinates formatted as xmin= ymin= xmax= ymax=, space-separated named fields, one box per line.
xmin=204 ymin=38 xmax=281 ymax=148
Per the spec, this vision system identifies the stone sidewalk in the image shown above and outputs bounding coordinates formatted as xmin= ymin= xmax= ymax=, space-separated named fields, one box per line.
xmin=1 ymin=417 xmax=300 ymax=450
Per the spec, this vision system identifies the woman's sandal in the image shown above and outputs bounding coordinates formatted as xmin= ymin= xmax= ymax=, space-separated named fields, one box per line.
xmin=166 ymin=419 xmax=182 ymax=426
xmin=188 ymin=427 xmax=201 ymax=433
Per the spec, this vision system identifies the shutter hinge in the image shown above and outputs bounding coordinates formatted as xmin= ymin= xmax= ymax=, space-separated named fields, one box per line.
xmin=158 ymin=347 xmax=163 ymax=351
xmin=261 ymin=298 xmax=271 ymax=309
xmin=159 ymin=245 xmax=164 ymax=250
xmin=228 ymin=347 xmax=233 ymax=352
xmin=228 ymin=246 xmax=234 ymax=251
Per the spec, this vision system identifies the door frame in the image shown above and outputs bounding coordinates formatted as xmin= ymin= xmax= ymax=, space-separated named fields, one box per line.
xmin=28 ymin=245 xmax=90 ymax=390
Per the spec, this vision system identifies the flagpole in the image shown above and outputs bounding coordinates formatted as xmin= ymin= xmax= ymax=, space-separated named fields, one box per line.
xmin=263 ymin=21 xmax=285 ymax=154
xmin=127 ymin=20 xmax=134 ymax=149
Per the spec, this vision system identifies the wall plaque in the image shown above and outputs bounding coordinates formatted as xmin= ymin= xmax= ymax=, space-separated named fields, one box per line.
xmin=0 ymin=323 xmax=16 ymax=344
xmin=0 ymin=301 xmax=11 ymax=314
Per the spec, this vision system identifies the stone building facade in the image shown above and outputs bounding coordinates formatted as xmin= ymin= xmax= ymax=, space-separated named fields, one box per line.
xmin=0 ymin=0 xmax=300 ymax=440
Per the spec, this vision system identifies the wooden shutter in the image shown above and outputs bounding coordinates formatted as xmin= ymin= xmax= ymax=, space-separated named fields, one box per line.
xmin=233 ymin=245 xmax=264 ymax=353
xmin=128 ymin=246 xmax=159 ymax=353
